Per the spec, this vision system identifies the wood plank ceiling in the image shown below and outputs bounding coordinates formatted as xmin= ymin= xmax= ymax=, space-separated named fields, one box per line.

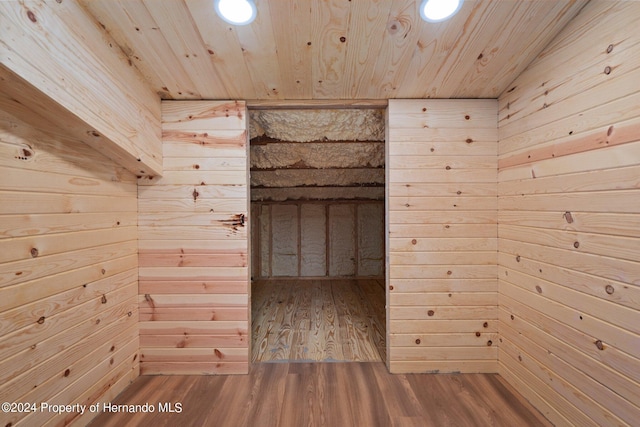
xmin=80 ymin=0 xmax=589 ymax=101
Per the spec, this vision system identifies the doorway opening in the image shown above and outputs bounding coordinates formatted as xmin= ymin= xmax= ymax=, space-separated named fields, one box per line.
xmin=248 ymin=108 xmax=386 ymax=363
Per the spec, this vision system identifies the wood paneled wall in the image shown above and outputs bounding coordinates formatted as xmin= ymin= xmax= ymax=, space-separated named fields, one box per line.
xmin=386 ymin=99 xmax=498 ymax=374
xmin=138 ymin=101 xmax=249 ymax=375
xmin=0 ymin=110 xmax=139 ymax=427
xmin=252 ymin=201 xmax=384 ymax=279
xmin=497 ymin=2 xmax=640 ymax=425
xmin=0 ymin=0 xmax=162 ymax=177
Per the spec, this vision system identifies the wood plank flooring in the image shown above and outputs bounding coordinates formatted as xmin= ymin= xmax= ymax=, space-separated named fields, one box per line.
xmin=88 ymin=362 xmax=552 ymax=427
xmin=251 ymin=279 xmax=386 ymax=363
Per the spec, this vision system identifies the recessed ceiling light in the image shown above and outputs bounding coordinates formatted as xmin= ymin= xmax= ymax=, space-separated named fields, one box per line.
xmin=214 ymin=0 xmax=257 ymax=26
xmin=420 ymin=0 xmax=463 ymax=23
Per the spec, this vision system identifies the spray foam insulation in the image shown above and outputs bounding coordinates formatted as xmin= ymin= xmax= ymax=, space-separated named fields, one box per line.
xmin=250 ymin=109 xmax=384 ymax=142
xmin=250 ymin=109 xmax=385 ymax=201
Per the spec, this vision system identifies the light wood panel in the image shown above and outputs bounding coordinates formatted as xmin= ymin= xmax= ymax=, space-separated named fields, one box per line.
xmin=497 ymin=2 xmax=640 ymax=425
xmin=0 ymin=0 xmax=161 ymax=176
xmin=80 ymin=0 xmax=588 ymax=100
xmin=253 ymin=201 xmax=384 ymax=279
xmin=138 ymin=101 xmax=250 ymax=375
xmin=0 ymin=110 xmax=138 ymax=427
xmin=387 ymin=99 xmax=498 ymax=374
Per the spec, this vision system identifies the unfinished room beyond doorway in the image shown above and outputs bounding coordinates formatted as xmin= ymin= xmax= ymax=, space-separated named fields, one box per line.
xmin=248 ymin=107 xmax=386 ymax=363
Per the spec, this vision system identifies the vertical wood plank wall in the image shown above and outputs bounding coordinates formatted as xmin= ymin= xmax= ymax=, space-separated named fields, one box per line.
xmin=0 ymin=110 xmax=139 ymax=427
xmin=387 ymin=99 xmax=498 ymax=373
xmin=252 ymin=201 xmax=385 ymax=279
xmin=138 ymin=101 xmax=249 ymax=375
xmin=497 ymin=2 xmax=640 ymax=426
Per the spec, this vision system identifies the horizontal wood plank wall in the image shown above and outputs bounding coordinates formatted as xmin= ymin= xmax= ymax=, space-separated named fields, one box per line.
xmin=387 ymin=99 xmax=498 ymax=374
xmin=498 ymin=2 xmax=640 ymax=426
xmin=0 ymin=109 xmax=139 ymax=427
xmin=0 ymin=0 xmax=162 ymax=177
xmin=138 ymin=101 xmax=249 ymax=375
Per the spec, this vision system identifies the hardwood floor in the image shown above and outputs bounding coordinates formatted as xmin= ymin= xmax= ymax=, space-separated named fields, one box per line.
xmin=88 ymin=278 xmax=552 ymax=426
xmin=251 ymin=279 xmax=386 ymax=363
xmin=89 ymin=362 xmax=552 ymax=427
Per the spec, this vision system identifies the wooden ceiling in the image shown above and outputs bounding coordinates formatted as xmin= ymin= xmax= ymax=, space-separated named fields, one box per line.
xmin=81 ymin=0 xmax=589 ymax=101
